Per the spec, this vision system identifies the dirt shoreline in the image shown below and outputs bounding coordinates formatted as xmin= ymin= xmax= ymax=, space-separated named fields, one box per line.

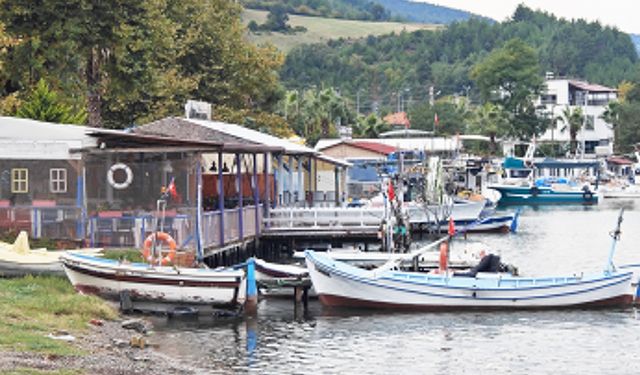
xmin=0 ymin=320 xmax=203 ymax=375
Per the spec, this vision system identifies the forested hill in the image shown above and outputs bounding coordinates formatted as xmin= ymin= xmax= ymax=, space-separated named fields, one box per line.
xmin=374 ymin=0 xmax=491 ymax=24
xmin=280 ymin=5 xmax=638 ymax=110
xmin=241 ymin=0 xmax=485 ymax=23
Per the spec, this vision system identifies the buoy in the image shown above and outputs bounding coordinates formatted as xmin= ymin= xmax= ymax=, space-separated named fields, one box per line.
xmin=439 ymin=241 xmax=449 ymax=272
xmin=141 ymin=232 xmax=176 ymax=265
xmin=107 ymin=163 xmax=133 ymax=190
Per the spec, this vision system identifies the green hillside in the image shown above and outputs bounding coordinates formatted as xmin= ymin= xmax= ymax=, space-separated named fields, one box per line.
xmin=242 ymin=9 xmax=440 ymax=53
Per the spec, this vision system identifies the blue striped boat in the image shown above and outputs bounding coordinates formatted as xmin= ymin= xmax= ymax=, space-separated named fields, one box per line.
xmin=488 ymin=184 xmax=599 ymax=205
xmin=305 ymin=250 xmax=633 ymax=310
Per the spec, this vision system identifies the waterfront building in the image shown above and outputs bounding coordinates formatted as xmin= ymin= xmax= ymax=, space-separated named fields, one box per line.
xmin=535 ymin=77 xmax=617 ymax=157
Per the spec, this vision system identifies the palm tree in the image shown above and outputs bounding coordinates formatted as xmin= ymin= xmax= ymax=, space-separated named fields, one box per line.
xmin=601 ymin=101 xmax=620 ymax=153
xmin=353 ymin=114 xmax=389 ymax=138
xmin=556 ymin=106 xmax=584 ymax=156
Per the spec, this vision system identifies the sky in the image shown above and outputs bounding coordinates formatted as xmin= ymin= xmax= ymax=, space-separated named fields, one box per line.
xmin=427 ymin=0 xmax=640 ymax=34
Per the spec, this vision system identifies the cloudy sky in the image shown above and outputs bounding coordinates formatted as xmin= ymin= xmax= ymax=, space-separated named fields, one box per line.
xmin=427 ymin=0 xmax=640 ymax=34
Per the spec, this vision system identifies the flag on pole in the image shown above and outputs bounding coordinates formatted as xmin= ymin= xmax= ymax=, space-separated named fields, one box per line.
xmin=167 ymin=177 xmax=181 ymax=203
xmin=434 ymin=112 xmax=439 ymax=127
xmin=387 ymin=181 xmax=395 ymax=201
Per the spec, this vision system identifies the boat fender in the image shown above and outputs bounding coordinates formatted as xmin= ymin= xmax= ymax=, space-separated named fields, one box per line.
xmin=439 ymin=241 xmax=449 ymax=272
xmin=107 ymin=163 xmax=133 ymax=190
xmin=142 ymin=232 xmax=177 ymax=266
xmin=583 ymin=191 xmax=594 ymax=200
xmin=530 ymin=186 xmax=540 ymax=197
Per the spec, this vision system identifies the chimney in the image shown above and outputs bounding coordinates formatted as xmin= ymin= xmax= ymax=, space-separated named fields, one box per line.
xmin=185 ymin=100 xmax=212 ymax=120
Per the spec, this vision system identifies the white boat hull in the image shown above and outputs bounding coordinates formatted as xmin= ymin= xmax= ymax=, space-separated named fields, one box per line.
xmin=61 ymin=253 xmax=246 ymax=310
xmin=0 ymin=259 xmax=64 ymax=277
xmin=306 ymin=251 xmax=633 ymax=310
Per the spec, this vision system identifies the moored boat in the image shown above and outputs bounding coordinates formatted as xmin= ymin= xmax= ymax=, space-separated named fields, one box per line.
xmin=61 ymin=252 xmax=246 ymax=312
xmin=488 ymin=184 xmax=598 ymax=205
xmin=305 ymin=250 xmax=632 ymax=310
xmin=305 ymin=210 xmax=633 ymax=310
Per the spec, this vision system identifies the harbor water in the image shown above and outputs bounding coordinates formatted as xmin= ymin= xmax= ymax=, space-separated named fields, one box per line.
xmin=152 ymin=199 xmax=640 ymax=374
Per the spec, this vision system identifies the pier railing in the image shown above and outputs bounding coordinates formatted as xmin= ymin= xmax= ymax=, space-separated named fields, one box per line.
xmin=264 ymin=207 xmax=384 ymax=231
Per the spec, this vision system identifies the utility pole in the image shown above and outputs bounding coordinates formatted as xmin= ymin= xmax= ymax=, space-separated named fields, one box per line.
xmin=356 ymin=90 xmax=360 ymax=115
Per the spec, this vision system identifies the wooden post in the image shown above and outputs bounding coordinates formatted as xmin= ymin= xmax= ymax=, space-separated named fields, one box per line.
xmin=237 ymin=153 xmax=243 ymax=241
xmin=218 ymin=152 xmax=225 ymax=247
xmin=253 ymin=153 xmax=260 ymax=235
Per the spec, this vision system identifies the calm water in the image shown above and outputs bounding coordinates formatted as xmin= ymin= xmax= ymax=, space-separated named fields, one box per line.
xmin=152 ymin=200 xmax=640 ymax=374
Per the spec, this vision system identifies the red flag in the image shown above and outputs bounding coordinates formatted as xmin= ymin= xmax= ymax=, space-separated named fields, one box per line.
xmin=448 ymin=216 xmax=455 ymax=236
xmin=167 ymin=178 xmax=181 ymax=203
xmin=387 ymin=182 xmax=395 ymax=201
xmin=434 ymin=112 xmax=439 ymax=126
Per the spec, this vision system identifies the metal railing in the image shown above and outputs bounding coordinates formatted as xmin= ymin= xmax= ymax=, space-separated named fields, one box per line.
xmin=265 ymin=207 xmax=384 ymax=230
xmin=0 ymin=206 xmax=82 ymax=239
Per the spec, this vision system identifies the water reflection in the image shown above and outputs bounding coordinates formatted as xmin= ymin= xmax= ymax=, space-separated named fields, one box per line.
xmin=151 ymin=200 xmax=640 ymax=374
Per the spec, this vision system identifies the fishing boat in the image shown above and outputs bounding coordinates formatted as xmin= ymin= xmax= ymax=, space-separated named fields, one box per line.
xmin=61 ymin=252 xmax=246 ymax=312
xmin=487 ymin=184 xmax=599 ymax=205
xmin=305 ymin=211 xmax=634 ymax=310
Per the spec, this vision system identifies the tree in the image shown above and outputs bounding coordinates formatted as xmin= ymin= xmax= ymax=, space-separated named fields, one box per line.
xmin=408 ymin=97 xmax=469 ymax=136
xmin=557 ymin=106 xmax=584 ymax=156
xmin=279 ymin=87 xmax=354 ymax=145
xmin=468 ymin=103 xmax=509 ymax=154
xmin=0 ymin=0 xmax=284 ymax=129
xmin=470 ymin=38 xmax=546 ymax=140
xmin=16 ymin=79 xmax=86 ymax=124
xmin=263 ymin=4 xmax=290 ymax=32
xmin=353 ymin=114 xmax=388 ymax=138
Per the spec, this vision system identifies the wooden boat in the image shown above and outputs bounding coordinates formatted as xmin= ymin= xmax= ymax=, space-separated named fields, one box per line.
xmin=306 ymin=250 xmax=632 ymax=310
xmin=61 ymin=252 xmax=246 ymax=312
xmin=305 ymin=212 xmax=634 ymax=310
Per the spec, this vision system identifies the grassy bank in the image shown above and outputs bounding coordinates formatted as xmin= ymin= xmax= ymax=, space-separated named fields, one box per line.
xmin=0 ymin=276 xmax=117 ymax=356
xmin=242 ymin=9 xmax=440 ymax=53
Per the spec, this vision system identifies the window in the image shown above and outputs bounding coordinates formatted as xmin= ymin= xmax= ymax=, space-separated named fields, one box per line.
xmin=585 ymin=115 xmax=595 ymax=130
xmin=50 ymin=168 xmax=67 ymax=193
xmin=11 ymin=168 xmax=28 ymax=193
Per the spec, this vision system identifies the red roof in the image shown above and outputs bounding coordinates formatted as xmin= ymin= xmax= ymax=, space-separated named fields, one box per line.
xmin=607 ymin=157 xmax=633 ymax=165
xmin=349 ymin=141 xmax=396 ymax=155
xmin=383 ymin=112 xmax=410 ymax=128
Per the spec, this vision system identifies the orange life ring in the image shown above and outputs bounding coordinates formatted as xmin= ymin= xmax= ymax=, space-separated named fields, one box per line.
xmin=142 ymin=232 xmax=177 ymax=266
xmin=439 ymin=241 xmax=449 ymax=272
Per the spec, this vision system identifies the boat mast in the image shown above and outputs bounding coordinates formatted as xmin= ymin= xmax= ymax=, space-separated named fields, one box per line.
xmin=605 ymin=208 xmax=624 ymax=274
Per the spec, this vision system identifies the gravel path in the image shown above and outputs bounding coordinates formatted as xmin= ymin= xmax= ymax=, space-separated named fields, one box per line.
xmin=0 ymin=320 xmax=207 ymax=374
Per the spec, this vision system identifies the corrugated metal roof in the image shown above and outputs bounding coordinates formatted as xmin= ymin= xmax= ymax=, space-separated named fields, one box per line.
xmin=187 ymin=118 xmax=315 ymax=155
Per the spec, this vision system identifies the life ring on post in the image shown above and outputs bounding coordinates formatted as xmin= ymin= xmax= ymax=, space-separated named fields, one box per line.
xmin=107 ymin=163 xmax=133 ymax=190
xmin=142 ymin=232 xmax=177 ymax=266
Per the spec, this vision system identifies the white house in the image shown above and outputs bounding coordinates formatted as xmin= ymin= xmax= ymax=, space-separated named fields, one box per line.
xmin=536 ymin=78 xmax=617 ymax=157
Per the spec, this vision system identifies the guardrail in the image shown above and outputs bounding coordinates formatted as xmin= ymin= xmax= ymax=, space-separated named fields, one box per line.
xmin=264 ymin=207 xmax=384 ymax=230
